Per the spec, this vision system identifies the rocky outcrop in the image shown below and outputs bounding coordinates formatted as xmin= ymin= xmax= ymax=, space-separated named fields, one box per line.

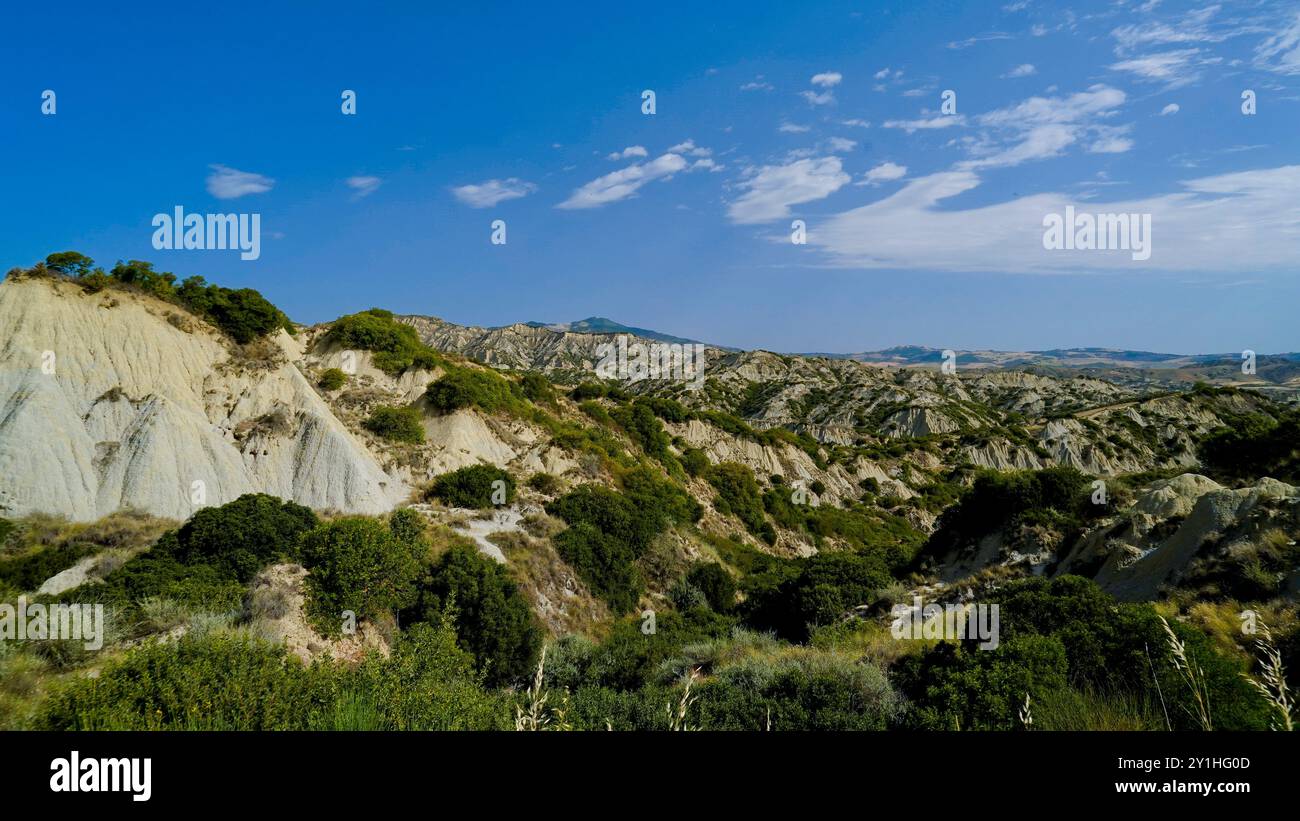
xmin=0 ymin=277 xmax=406 ymax=520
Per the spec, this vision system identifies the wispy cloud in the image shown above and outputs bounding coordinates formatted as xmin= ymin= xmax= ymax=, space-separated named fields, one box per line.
xmin=778 ymin=122 xmax=812 ymax=134
xmin=558 ymin=143 xmax=714 ymax=209
xmin=740 ymin=77 xmax=775 ymax=91
xmin=1255 ymin=12 xmax=1300 ymax=75
xmin=345 ymin=176 xmax=382 ymax=198
xmin=1109 ymin=49 xmax=1211 ymax=88
xmin=1160 ymin=102 xmax=1181 ymax=115
xmin=727 ymin=157 xmax=850 ymax=224
xmin=809 ymin=165 xmax=1300 ymax=273
xmin=206 ymin=165 xmax=274 ymax=199
xmin=958 ymin=84 xmax=1128 ymax=169
xmin=1001 ymin=63 xmax=1037 ymax=78
xmin=882 ymin=114 xmax=966 ymax=134
xmin=947 ymin=32 xmax=1013 ymax=49
xmin=452 ymin=178 xmax=538 ymax=208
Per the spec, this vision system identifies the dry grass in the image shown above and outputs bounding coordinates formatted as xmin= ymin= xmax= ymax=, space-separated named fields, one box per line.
xmin=1241 ymin=620 xmax=1294 ymax=732
xmin=1160 ymin=616 xmax=1213 ymax=730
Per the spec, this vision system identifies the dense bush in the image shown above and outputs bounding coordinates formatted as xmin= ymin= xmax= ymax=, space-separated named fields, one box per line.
xmin=694 ymin=653 xmax=904 ymax=730
xmin=317 ymin=367 xmax=347 ymax=391
xmin=1200 ymin=410 xmax=1300 ymax=483
xmin=518 ymin=371 xmax=556 ymax=405
xmin=610 ymin=401 xmax=671 ymax=459
xmin=38 ymin=624 xmax=508 ymax=730
xmin=342 ymin=621 xmax=510 ymax=730
xmin=427 ymin=464 xmax=515 ymax=509
xmin=165 ymin=494 xmax=318 ymax=582
xmin=38 ymin=254 xmax=293 ymax=343
xmin=527 ymin=472 xmax=561 ymax=495
xmin=707 ymin=462 xmax=771 ymax=541
xmin=919 ymin=466 xmax=1096 ymax=564
xmin=325 ymin=309 xmax=441 ymax=375
xmin=424 ymin=367 xmax=524 ymax=415
xmin=362 ymin=405 xmax=425 ymax=444
xmin=404 ymin=544 xmax=542 ymax=686
xmin=895 ymin=634 xmax=1069 ymax=730
xmin=546 ymin=475 xmax=699 ymax=614
xmin=685 ymin=562 xmax=735 ymax=613
xmin=38 ymin=634 xmax=343 ymax=730
xmin=742 ymin=549 xmax=893 ymax=640
xmin=300 ymin=517 xmax=424 ymax=631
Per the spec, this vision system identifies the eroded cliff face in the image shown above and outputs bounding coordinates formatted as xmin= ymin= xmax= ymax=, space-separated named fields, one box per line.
xmin=0 ymin=277 xmax=406 ymax=520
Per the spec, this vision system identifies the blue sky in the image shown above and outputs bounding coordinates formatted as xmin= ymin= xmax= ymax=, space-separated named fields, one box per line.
xmin=3 ymin=0 xmax=1299 ymax=354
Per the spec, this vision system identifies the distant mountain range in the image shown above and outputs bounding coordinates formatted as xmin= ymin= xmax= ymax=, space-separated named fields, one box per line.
xmin=517 ymin=320 xmax=1298 ymax=374
xmin=522 ymin=317 xmax=716 ymax=347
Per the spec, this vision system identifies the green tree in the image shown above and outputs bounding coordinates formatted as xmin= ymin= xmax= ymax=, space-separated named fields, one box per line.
xmin=300 ymin=517 xmax=424 ymax=631
xmin=406 ymin=544 xmax=542 ymax=686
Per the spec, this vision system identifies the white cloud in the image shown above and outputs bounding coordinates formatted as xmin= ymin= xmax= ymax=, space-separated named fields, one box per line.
xmin=1001 ymin=63 xmax=1037 ymax=78
xmin=1111 ymin=6 xmax=1226 ymax=53
xmin=801 ymin=89 xmax=835 ymax=106
xmin=874 ymin=68 xmax=892 ymax=80
xmin=1160 ymin=103 xmax=1181 ymax=115
xmin=1109 ymin=49 xmax=1207 ymax=88
xmin=959 ymin=85 xmax=1128 ymax=169
xmin=807 ymin=165 xmax=1300 ymax=273
xmin=558 ymin=153 xmax=689 ymax=209
xmin=827 ymin=137 xmax=858 ymax=152
xmin=859 ymin=162 xmax=908 ymax=185
xmin=727 ymin=157 xmax=850 ymax=224
xmin=882 ymin=115 xmax=966 ymax=134
xmin=345 ymin=176 xmax=382 ymax=198
xmin=667 ymin=139 xmax=711 ymax=157
xmin=452 ymin=178 xmax=538 ymax=208
xmin=841 ymin=118 xmax=871 ymax=128
xmin=741 ymin=78 xmax=775 ymax=91
xmin=1088 ymin=127 xmax=1134 ymax=154
xmin=778 ymin=122 xmax=811 ymax=134
xmin=607 ymin=145 xmax=648 ymax=160
xmin=810 ymin=72 xmax=843 ymax=87
xmin=206 ymin=165 xmax=274 ymax=199
xmin=1255 ymin=12 xmax=1300 ymax=75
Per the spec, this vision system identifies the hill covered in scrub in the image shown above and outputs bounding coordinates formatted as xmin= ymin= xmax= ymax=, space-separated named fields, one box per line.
xmin=0 ymin=252 xmax=1296 ymax=732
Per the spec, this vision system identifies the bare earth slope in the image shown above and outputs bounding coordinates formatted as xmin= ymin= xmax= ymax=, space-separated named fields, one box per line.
xmin=0 ymin=277 xmax=406 ymax=520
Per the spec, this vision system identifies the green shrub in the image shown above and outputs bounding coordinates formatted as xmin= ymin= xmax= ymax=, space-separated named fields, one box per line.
xmin=424 ymin=368 xmax=524 ymax=415
xmin=341 ymin=621 xmax=510 ymax=730
xmin=317 ymin=368 xmax=347 ymax=391
xmin=707 ymin=462 xmax=769 ymax=538
xmin=742 ymin=549 xmax=893 ymax=640
xmin=164 ymin=494 xmax=318 ymax=582
xmin=37 ymin=634 xmax=343 ymax=730
xmin=681 ymin=447 xmax=710 ymax=477
xmin=427 ymin=465 xmax=515 ymax=509
xmin=896 ymin=634 xmax=1070 ymax=730
xmin=518 ymin=371 xmax=556 ymax=405
xmin=301 ymin=517 xmax=424 ymax=631
xmin=325 ymin=309 xmax=441 ymax=375
xmin=685 ymin=562 xmax=736 ymax=613
xmin=404 ymin=544 xmax=542 ymax=686
xmin=695 ymin=653 xmax=903 ymax=730
xmin=527 ymin=473 xmax=561 ymax=496
xmin=363 ymin=405 xmax=425 ymax=444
